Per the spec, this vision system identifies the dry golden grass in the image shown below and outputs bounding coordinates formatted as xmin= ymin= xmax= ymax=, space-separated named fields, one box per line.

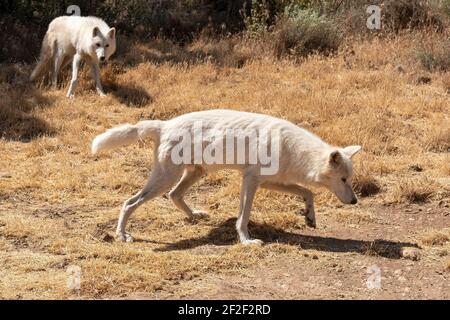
xmin=389 ymin=177 xmax=439 ymax=203
xmin=420 ymin=229 xmax=450 ymax=246
xmin=1 ymin=31 xmax=449 ymax=299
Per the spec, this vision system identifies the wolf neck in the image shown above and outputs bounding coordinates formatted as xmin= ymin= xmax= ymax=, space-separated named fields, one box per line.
xmin=287 ymin=130 xmax=331 ymax=185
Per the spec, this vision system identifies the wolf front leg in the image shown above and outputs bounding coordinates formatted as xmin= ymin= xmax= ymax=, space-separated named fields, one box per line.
xmin=90 ymin=62 xmax=106 ymax=97
xmin=169 ymin=166 xmax=209 ymax=220
xmin=260 ymin=181 xmax=316 ymax=228
xmin=236 ymin=173 xmax=262 ymax=245
xmin=66 ymin=53 xmax=81 ymax=98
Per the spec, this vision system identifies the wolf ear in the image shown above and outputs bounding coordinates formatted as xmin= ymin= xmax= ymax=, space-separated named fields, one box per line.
xmin=342 ymin=145 xmax=362 ymax=158
xmin=107 ymin=27 xmax=116 ymax=39
xmin=329 ymin=150 xmax=341 ymax=165
xmin=93 ymin=26 xmax=101 ymax=38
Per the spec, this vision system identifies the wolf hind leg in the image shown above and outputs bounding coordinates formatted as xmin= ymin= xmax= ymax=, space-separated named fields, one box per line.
xmin=61 ymin=55 xmax=73 ymax=70
xmin=30 ymin=35 xmax=54 ymax=82
xmin=52 ymin=50 xmax=64 ymax=88
xmin=116 ymin=162 xmax=184 ymax=242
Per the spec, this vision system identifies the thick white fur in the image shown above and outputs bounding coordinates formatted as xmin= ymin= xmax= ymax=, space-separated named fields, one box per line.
xmin=92 ymin=121 xmax=162 ymax=154
xmin=30 ymin=16 xmax=116 ymax=98
xmin=92 ymin=109 xmax=362 ymax=245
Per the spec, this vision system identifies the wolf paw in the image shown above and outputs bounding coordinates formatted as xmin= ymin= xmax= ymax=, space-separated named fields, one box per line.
xmin=116 ymin=233 xmax=134 ymax=243
xmin=305 ymin=216 xmax=316 ymax=228
xmin=241 ymin=239 xmax=264 ymax=246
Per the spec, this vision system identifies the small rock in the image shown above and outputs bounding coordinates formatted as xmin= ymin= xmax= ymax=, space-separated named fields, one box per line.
xmin=400 ymin=247 xmax=421 ymax=261
xmin=312 ymin=254 xmax=319 ymax=260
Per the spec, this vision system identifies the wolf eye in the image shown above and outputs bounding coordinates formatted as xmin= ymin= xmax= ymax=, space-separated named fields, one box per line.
xmin=106 ymin=44 xmax=109 ymax=48
xmin=341 ymin=178 xmax=347 ymax=183
xmin=96 ymin=43 xmax=101 ymax=47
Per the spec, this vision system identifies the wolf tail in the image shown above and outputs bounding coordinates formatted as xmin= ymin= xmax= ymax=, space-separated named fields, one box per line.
xmin=30 ymin=33 xmax=54 ymax=82
xmin=91 ymin=120 xmax=163 ymax=155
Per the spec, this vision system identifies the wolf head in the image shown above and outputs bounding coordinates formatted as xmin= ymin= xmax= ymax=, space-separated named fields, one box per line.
xmin=316 ymin=145 xmax=362 ymax=204
xmin=91 ymin=26 xmax=116 ymax=63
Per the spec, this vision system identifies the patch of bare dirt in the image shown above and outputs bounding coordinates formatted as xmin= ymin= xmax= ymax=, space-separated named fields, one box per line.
xmin=126 ymin=203 xmax=450 ymax=300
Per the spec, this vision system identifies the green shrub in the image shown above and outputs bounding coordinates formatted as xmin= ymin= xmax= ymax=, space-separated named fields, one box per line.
xmin=244 ymin=0 xmax=273 ymax=34
xmin=416 ymin=48 xmax=438 ymax=71
xmin=445 ymin=0 xmax=450 ymax=16
xmin=416 ymin=42 xmax=450 ymax=71
xmin=383 ymin=0 xmax=445 ymax=32
xmin=272 ymin=6 xmax=341 ymax=58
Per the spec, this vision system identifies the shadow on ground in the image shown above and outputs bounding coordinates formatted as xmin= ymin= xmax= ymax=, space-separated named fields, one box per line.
xmin=116 ymin=37 xmax=246 ymax=68
xmin=106 ymin=81 xmax=153 ymax=108
xmin=0 ymin=64 xmax=55 ymax=141
xmin=152 ymin=218 xmax=418 ymax=259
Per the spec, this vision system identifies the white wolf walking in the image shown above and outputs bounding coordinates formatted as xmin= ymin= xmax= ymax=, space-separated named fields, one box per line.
xmin=30 ymin=16 xmax=116 ymax=98
xmin=92 ymin=109 xmax=362 ymax=245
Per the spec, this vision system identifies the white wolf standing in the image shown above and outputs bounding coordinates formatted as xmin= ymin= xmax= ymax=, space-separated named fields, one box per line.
xmin=30 ymin=16 xmax=116 ymax=98
xmin=91 ymin=109 xmax=362 ymax=245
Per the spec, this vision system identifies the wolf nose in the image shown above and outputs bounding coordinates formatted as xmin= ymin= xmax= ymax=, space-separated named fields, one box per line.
xmin=100 ymin=56 xmax=105 ymax=62
xmin=351 ymin=198 xmax=358 ymax=205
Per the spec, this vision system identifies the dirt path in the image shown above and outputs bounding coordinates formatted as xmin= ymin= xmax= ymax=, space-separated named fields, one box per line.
xmin=125 ymin=203 xmax=450 ymax=300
